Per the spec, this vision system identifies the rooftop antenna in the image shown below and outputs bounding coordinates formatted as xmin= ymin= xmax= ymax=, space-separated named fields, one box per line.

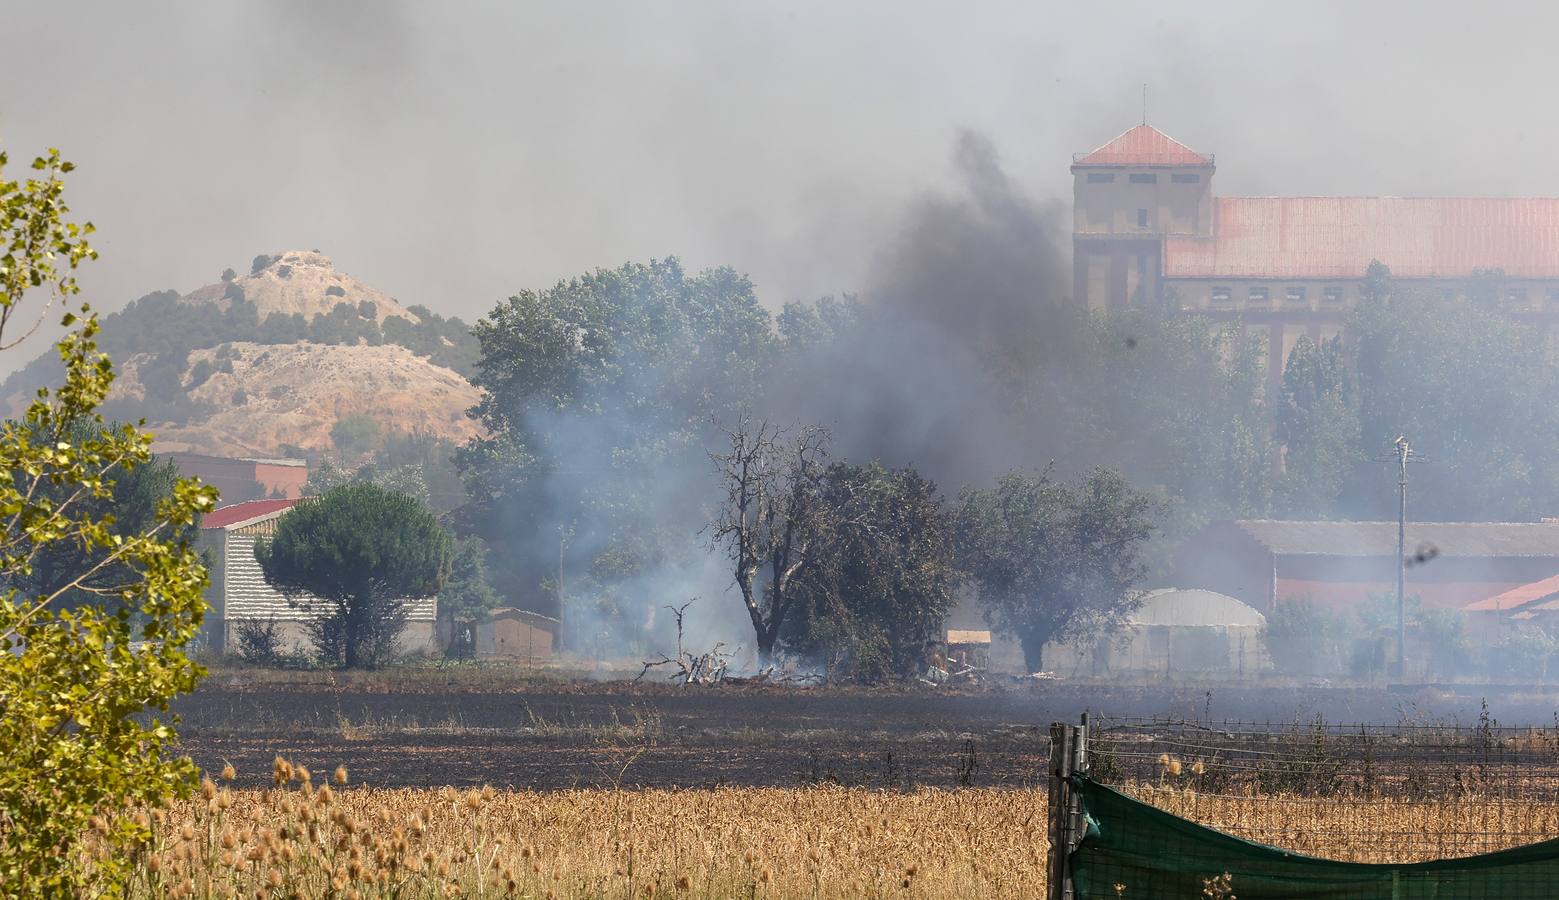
xmin=1373 ymin=435 xmax=1428 ymax=681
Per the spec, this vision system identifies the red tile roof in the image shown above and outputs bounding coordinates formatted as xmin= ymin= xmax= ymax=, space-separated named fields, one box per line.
xmin=1464 ymin=572 xmax=1559 ymax=612
xmin=1165 ymin=197 xmax=1559 ymax=280
xmin=1074 ymin=125 xmax=1212 ymax=167
xmin=201 ymin=498 xmax=298 ymax=530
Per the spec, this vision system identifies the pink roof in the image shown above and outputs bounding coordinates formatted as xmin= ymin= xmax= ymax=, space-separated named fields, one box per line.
xmin=1165 ymin=197 xmax=1559 ymax=280
xmin=201 ymin=498 xmax=298 ymax=530
xmin=1463 ymin=572 xmax=1559 ymax=612
xmin=1074 ymin=125 xmax=1212 ymax=167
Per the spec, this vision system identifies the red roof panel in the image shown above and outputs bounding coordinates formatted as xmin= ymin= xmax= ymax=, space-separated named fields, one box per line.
xmin=1075 ymin=125 xmax=1212 ymax=167
xmin=1464 ymin=572 xmax=1559 ymax=612
xmin=1165 ymin=197 xmax=1559 ymax=280
xmin=201 ymin=498 xmax=298 ymax=530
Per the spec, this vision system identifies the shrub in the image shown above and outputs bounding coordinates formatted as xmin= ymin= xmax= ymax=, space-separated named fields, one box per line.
xmin=234 ymin=618 xmax=285 ymax=666
xmin=221 ymin=266 xmax=236 ymax=282
xmin=1263 ymin=597 xmax=1344 ymax=675
xmin=326 ymin=284 xmax=346 ymax=297
xmin=251 ymin=253 xmax=272 ymax=274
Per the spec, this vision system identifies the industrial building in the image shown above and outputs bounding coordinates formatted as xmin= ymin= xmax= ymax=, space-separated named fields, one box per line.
xmin=1072 ymin=124 xmax=1559 ymax=388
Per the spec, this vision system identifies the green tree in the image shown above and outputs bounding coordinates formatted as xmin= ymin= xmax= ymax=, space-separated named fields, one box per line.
xmin=458 ymin=259 xmax=774 ymax=625
xmin=0 ymin=147 xmax=216 ymax=894
xmin=438 ymin=536 xmax=500 ymax=624
xmin=9 ymin=438 xmax=198 ymax=611
xmin=1274 ymin=334 xmax=1358 ymax=517
xmin=1074 ymin=309 xmax=1271 ymax=527
xmin=783 ymin=461 xmax=958 ymax=681
xmin=254 ymin=483 xmax=452 ymax=668
xmin=1347 ymin=264 xmax=1558 ymax=520
xmin=957 ymin=467 xmax=1157 ymax=672
xmin=330 ymin=413 xmax=383 ymax=458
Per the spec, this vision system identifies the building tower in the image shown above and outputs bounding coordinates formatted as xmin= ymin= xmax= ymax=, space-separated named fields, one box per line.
xmin=1071 ymin=125 xmax=1214 ymax=310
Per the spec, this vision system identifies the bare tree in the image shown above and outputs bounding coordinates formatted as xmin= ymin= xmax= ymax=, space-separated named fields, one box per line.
xmin=709 ymin=417 xmax=831 ymax=666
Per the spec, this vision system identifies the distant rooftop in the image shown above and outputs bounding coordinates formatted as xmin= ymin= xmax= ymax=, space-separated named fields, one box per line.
xmin=1074 ymin=124 xmax=1213 ymax=167
xmin=1166 ymin=197 xmax=1559 ymax=280
xmin=201 ymin=498 xmax=298 ymax=530
xmin=1228 ymin=520 xmax=1559 ymax=559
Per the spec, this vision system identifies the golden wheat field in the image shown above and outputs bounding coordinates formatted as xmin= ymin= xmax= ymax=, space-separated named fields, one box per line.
xmin=102 ymin=761 xmax=1559 ymax=899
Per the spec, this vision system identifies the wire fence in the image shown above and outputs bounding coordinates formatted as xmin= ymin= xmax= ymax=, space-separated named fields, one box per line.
xmin=1083 ymin=714 xmax=1559 ymax=862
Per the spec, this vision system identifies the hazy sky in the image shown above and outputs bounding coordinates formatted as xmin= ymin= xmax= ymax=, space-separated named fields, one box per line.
xmin=1 ymin=1 xmax=1549 ymax=327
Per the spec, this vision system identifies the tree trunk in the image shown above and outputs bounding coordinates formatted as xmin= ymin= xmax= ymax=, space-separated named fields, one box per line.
xmin=756 ymin=627 xmax=777 ymax=669
xmin=1019 ymin=632 xmax=1047 ymax=674
xmin=343 ymin=620 xmax=360 ymax=669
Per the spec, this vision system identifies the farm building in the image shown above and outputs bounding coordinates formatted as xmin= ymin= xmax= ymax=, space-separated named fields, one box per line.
xmin=1043 ymin=589 xmax=1267 ymax=678
xmin=471 ymin=608 xmax=558 ymax=663
xmin=1464 ymin=573 xmax=1559 ymax=625
xmin=169 ymin=452 xmax=308 ymax=501
xmin=1172 ymin=520 xmax=1559 ymax=616
xmin=197 ymin=498 xmax=438 ymax=656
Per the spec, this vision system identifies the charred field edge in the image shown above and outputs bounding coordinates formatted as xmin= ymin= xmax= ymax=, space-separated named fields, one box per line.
xmin=172 ymin=674 xmax=1559 ymax=790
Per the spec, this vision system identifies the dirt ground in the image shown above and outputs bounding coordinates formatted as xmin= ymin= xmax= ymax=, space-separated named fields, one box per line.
xmin=171 ymin=676 xmax=1559 ymax=790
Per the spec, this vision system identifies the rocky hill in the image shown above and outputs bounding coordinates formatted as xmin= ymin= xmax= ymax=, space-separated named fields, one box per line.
xmin=183 ymin=250 xmax=421 ymax=325
xmin=1 ymin=250 xmax=485 ymax=458
xmin=111 ymin=341 xmax=483 ymax=457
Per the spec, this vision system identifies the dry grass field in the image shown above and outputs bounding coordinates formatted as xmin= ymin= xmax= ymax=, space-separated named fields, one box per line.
xmin=96 ymin=759 xmax=1559 ymax=899
xmin=109 ymin=761 xmax=1050 ymax=899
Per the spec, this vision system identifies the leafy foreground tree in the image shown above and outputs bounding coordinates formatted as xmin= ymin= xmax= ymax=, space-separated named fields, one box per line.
xmin=0 ymin=148 xmax=216 ymax=894
xmin=255 ymin=482 xmax=452 ymax=668
xmin=957 ymin=467 xmax=1157 ymax=672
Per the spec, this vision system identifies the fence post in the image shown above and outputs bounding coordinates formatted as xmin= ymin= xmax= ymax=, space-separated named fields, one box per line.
xmin=1048 ymin=723 xmax=1076 ymax=900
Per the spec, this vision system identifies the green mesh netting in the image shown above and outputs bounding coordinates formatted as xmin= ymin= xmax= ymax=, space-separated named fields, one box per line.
xmin=1071 ymin=776 xmax=1559 ymax=899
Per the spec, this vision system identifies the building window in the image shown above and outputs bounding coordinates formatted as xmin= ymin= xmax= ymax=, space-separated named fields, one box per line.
xmin=1170 ymin=173 xmax=1201 ymax=184
xmin=1086 ymin=173 xmax=1114 ymax=183
xmin=1137 ymin=209 xmax=1149 ymax=228
xmin=1129 ymin=173 xmax=1157 ymax=184
xmin=1211 ymin=286 xmax=1232 ymax=305
xmin=1247 ymin=286 xmax=1269 ymax=305
xmin=1322 ymin=286 xmax=1344 ymax=305
xmin=1286 ymin=286 xmax=1307 ymax=304
xmin=1507 ymin=286 xmax=1529 ymax=304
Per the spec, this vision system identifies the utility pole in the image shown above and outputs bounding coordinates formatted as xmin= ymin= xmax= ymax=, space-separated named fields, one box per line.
xmin=1375 ymin=435 xmax=1424 ymax=680
xmin=1394 ymin=435 xmax=1408 ymax=679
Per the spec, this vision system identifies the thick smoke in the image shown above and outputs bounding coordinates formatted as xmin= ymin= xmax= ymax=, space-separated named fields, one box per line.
xmin=771 ymin=131 xmax=1076 ymax=489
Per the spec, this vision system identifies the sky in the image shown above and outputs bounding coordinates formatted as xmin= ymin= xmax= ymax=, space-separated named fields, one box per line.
xmin=1 ymin=1 xmax=1552 ymax=331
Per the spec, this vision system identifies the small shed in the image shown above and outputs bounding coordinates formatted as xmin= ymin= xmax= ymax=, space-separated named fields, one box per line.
xmin=945 ymin=629 xmax=993 ymax=670
xmin=1046 ymin=588 xmax=1267 ymax=678
xmin=474 ymin=608 xmax=559 ymax=664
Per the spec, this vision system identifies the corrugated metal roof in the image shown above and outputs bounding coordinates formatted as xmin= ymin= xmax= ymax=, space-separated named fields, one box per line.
xmin=1464 ymin=573 xmax=1559 ymax=612
xmin=1165 ymin=197 xmax=1559 ymax=279
xmin=1074 ymin=124 xmax=1212 ymax=167
xmin=202 ymin=499 xmax=298 ymax=530
xmin=221 ymin=531 xmax=436 ymax=622
xmin=1232 ymin=520 xmax=1559 ymax=558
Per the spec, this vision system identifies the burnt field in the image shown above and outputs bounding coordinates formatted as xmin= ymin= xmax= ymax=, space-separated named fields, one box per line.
xmin=170 ymin=675 xmax=1559 ymax=790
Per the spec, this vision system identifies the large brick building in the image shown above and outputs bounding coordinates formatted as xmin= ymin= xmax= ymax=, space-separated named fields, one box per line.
xmin=1072 ymin=124 xmax=1559 ymax=386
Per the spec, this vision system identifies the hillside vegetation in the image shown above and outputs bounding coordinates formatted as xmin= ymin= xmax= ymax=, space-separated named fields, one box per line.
xmin=0 ymin=251 xmax=482 ymax=456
